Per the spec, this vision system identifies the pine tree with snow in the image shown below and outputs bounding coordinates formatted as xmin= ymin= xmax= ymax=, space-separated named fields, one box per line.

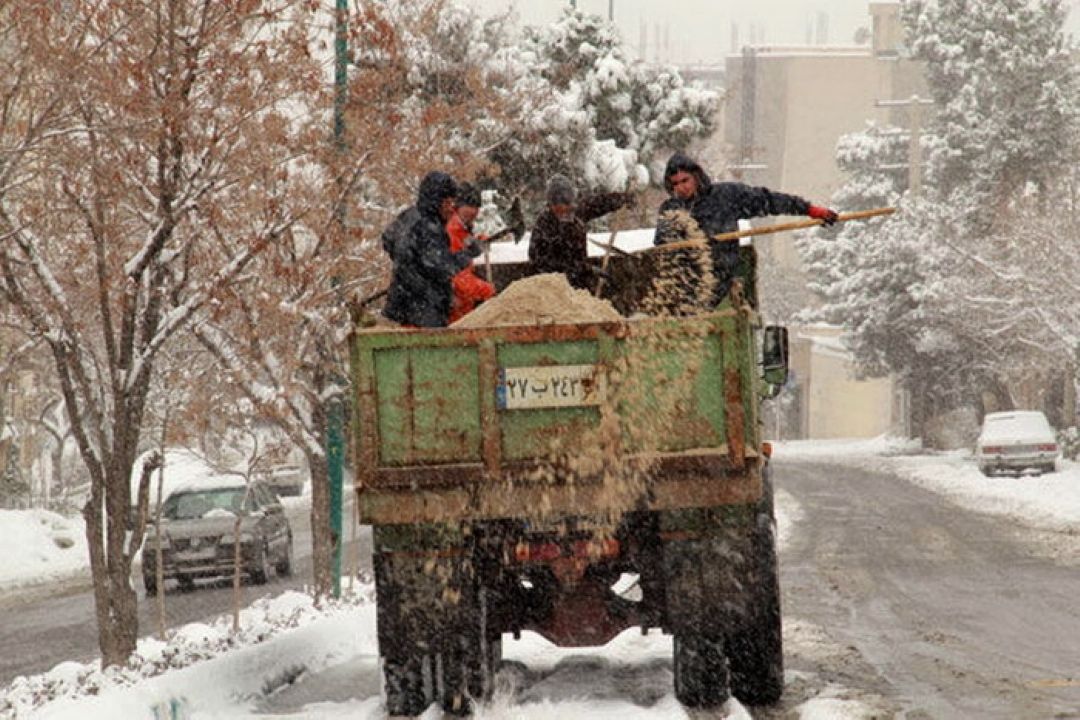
xmin=798 ymin=124 xmax=910 ymax=329
xmin=905 ymin=0 xmax=1078 ymax=229
xmin=523 ymin=8 xmax=718 ymax=188
xmin=800 ymin=0 xmax=1080 ymax=440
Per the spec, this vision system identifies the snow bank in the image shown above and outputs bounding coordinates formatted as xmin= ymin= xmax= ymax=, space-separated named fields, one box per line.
xmin=0 ymin=509 xmax=88 ymax=591
xmin=4 ymin=589 xmax=376 ymax=719
xmin=777 ymin=435 xmax=1080 ymax=533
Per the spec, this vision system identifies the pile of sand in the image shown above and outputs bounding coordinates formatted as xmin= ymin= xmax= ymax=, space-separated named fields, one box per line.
xmin=452 ymin=273 xmax=623 ymax=328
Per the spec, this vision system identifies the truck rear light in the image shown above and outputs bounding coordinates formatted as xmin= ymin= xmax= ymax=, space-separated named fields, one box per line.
xmin=514 ymin=541 xmax=561 ymax=563
xmin=574 ymin=538 xmax=620 ymax=560
xmin=1037 ymin=443 xmax=1058 ymax=452
xmin=513 ymin=538 xmax=620 ymax=564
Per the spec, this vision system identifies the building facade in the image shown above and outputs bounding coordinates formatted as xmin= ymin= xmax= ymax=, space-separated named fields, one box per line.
xmin=715 ymin=2 xmax=923 ymax=440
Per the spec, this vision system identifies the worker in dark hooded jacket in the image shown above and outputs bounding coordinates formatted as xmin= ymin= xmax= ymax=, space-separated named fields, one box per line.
xmin=654 ymin=152 xmax=838 ymax=303
xmin=382 ymin=172 xmax=481 ymax=327
xmin=527 ymin=174 xmax=635 ymax=291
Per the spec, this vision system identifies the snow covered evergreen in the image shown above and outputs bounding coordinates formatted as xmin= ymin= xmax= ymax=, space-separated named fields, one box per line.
xmin=798 ymin=0 xmax=1080 ymax=437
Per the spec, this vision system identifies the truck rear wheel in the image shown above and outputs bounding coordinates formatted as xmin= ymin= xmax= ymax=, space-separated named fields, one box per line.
xmin=663 ymin=530 xmax=735 ymax=708
xmin=725 ymin=465 xmax=784 ymax=705
xmin=374 ymin=529 xmax=499 ymax=716
xmin=724 ymin=519 xmax=783 ymax=704
xmin=673 ymin=633 xmax=730 ymax=707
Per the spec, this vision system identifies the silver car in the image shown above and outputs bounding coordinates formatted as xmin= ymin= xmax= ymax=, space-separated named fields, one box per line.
xmin=142 ymin=479 xmax=293 ymax=595
xmin=975 ymin=410 xmax=1060 ymax=476
xmin=263 ymin=462 xmax=306 ymax=498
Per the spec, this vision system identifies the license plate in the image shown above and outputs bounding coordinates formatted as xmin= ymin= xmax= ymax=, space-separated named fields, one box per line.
xmin=498 ymin=365 xmax=605 ymax=410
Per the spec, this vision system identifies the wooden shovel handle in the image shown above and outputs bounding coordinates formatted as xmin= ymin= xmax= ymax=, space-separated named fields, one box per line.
xmin=645 ymin=207 xmax=896 ymax=253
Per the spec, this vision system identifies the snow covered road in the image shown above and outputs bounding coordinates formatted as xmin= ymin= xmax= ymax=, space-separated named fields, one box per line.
xmin=6 ymin=444 xmax=1080 ymax=718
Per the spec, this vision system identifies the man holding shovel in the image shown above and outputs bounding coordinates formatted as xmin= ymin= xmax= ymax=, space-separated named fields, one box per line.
xmin=528 ymin=174 xmax=636 ymax=291
xmin=654 ymin=152 xmax=838 ymax=305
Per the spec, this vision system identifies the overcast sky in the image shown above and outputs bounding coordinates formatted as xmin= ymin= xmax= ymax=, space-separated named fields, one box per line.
xmin=463 ymin=0 xmax=1080 ymax=66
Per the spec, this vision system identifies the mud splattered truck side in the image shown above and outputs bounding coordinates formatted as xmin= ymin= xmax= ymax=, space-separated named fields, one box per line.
xmin=350 ymin=303 xmax=786 ymax=715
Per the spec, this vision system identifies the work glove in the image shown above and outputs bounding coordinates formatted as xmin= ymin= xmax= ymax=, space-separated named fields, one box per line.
xmin=808 ymin=205 xmax=839 ymax=226
xmin=464 ymin=237 xmax=484 ymax=258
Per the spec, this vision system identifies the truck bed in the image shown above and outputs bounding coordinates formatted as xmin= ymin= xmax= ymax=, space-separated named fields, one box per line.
xmin=351 ymin=310 xmax=761 ymax=525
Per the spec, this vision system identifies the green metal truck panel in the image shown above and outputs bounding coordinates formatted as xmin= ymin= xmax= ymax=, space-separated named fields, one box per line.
xmin=351 ymin=310 xmax=760 ymax=525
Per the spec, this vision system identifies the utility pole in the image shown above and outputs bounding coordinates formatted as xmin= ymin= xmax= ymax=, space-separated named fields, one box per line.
xmin=327 ymin=0 xmax=349 ymax=599
xmin=609 ymin=0 xmax=614 ymax=21
xmin=874 ymin=94 xmax=933 ymax=440
xmin=875 ymin=94 xmax=934 ymax=195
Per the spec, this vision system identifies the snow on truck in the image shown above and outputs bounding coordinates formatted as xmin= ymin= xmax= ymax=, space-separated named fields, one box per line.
xmin=350 ymin=248 xmax=791 ymax=715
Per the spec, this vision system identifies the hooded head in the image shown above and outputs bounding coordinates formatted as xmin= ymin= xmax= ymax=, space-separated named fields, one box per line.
xmin=663 ymin=153 xmax=711 ymax=199
xmin=546 ymin=174 xmax=577 ymax=207
xmin=417 ymin=171 xmax=458 ymax=221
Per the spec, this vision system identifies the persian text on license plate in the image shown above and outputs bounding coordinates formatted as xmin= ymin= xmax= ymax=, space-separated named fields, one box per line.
xmin=497 ymin=365 xmax=605 ymax=410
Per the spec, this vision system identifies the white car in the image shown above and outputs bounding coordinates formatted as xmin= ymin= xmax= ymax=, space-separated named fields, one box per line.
xmin=975 ymin=410 xmax=1060 ymax=476
xmin=263 ymin=463 xmax=306 ymax=497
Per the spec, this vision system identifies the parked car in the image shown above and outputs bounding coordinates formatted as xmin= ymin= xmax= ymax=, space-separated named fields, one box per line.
xmin=262 ymin=462 xmax=306 ymax=498
xmin=975 ymin=410 xmax=1060 ymax=476
xmin=141 ymin=478 xmax=292 ymax=595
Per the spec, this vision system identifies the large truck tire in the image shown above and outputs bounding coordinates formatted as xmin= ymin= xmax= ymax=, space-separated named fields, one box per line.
xmin=724 ymin=518 xmax=783 ymax=704
xmin=726 ymin=465 xmax=783 ymax=705
xmin=673 ymin=633 xmax=730 ymax=707
xmin=663 ymin=526 xmax=738 ymax=708
xmin=373 ymin=525 xmax=500 ymax=716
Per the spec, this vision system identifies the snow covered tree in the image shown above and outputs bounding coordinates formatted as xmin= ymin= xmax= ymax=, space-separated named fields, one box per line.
xmin=523 ymin=8 xmax=718 ymax=180
xmin=0 ymin=1 xmax=324 ymax=666
xmin=799 ymin=0 xmax=1080 ymax=440
xmin=905 ymin=0 xmax=1078 ymax=230
xmin=798 ymin=124 xmax=910 ymax=326
xmin=903 ymin=0 xmax=1079 ymax=412
xmin=347 ymin=3 xmax=714 ymax=200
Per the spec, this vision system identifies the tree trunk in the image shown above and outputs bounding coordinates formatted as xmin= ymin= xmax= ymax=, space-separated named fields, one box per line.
xmin=83 ymin=452 xmax=157 ymax=667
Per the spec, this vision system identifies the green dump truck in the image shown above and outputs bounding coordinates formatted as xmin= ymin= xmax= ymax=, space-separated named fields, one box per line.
xmin=351 ymin=265 xmax=788 ymax=715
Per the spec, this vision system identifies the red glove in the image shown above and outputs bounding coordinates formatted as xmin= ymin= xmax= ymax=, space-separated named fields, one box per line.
xmin=808 ymin=205 xmax=839 ymax=226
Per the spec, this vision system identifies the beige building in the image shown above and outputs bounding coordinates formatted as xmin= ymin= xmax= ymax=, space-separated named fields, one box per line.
xmin=707 ymin=2 xmax=925 ymax=439
xmin=788 ymin=325 xmax=905 ymax=440
xmin=721 ymin=2 xmax=927 ymax=269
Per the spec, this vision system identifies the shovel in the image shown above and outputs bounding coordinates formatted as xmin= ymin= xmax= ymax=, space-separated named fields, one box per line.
xmin=592 ymin=205 xmax=633 ymax=297
xmin=479 ymin=197 xmax=525 ymax=283
xmin=645 ymin=207 xmax=896 ymax=254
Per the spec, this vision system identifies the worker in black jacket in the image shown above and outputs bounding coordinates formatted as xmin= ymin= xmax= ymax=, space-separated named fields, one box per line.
xmin=528 ymin=174 xmax=635 ymax=291
xmin=382 ymin=172 xmax=481 ymax=327
xmin=654 ymin=152 xmax=838 ymax=304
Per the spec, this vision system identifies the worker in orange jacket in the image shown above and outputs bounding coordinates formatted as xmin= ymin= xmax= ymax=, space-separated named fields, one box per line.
xmin=446 ymin=183 xmax=496 ymax=323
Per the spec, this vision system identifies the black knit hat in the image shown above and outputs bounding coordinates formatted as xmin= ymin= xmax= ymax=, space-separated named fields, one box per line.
xmin=546 ymin=174 xmax=577 ymax=205
xmin=456 ymin=182 xmax=481 ymax=209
